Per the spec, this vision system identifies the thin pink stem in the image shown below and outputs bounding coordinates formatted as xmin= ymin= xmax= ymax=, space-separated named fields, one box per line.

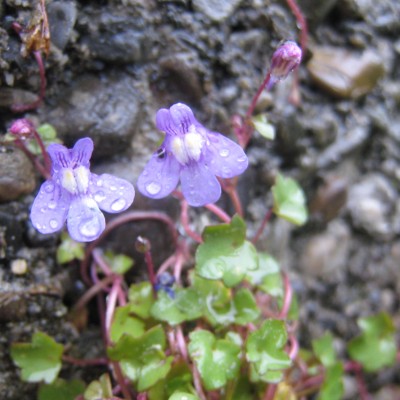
xmin=14 ymin=138 xmax=49 ymax=179
xmin=173 ymin=249 xmax=185 ymax=284
xmin=246 ymin=72 xmax=272 ymax=119
xmin=105 ymin=278 xmax=121 ymax=342
xmin=180 ymin=199 xmax=203 ymax=243
xmin=192 ymin=363 xmax=207 ymax=400
xmin=285 ymin=0 xmax=308 ymax=52
xmin=263 ymin=383 xmax=277 ymax=400
xmin=176 ymin=325 xmax=188 ymax=362
xmin=204 ymin=203 xmax=231 ymax=223
xmin=157 ymin=253 xmax=177 ymax=276
xmin=112 ymin=361 xmax=132 ymax=400
xmin=278 ymin=272 xmax=293 ymax=319
xmin=62 ymin=355 xmax=108 ymax=367
xmin=288 ymin=334 xmax=299 ymax=360
xmin=252 ymin=208 xmax=273 ymax=244
xmin=144 ymin=249 xmax=157 ymax=292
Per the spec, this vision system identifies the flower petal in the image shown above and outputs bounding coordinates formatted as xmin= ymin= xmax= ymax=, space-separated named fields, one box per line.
xmin=89 ymin=173 xmax=135 ymax=213
xmin=67 ymin=197 xmax=105 ymax=242
xmin=137 ymin=150 xmax=181 ymax=199
xmin=169 ymin=103 xmax=197 ymax=133
xmin=203 ymin=131 xmax=248 ymax=178
xmin=71 ymin=137 xmax=94 ymax=168
xmin=47 ymin=143 xmax=70 ymax=172
xmin=155 ymin=108 xmax=172 ymax=132
xmin=180 ymin=162 xmax=221 ymax=206
xmin=30 ymin=180 xmax=70 ymax=234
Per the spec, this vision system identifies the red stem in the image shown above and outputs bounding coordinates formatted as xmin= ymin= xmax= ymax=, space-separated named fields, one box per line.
xmin=14 ymin=138 xmax=49 ymax=179
xmin=263 ymin=384 xmax=277 ymax=400
xmin=180 ymin=199 xmax=203 ymax=243
xmin=144 ymin=249 xmax=157 ymax=293
xmin=246 ymin=72 xmax=272 ymax=119
xmin=62 ymin=355 xmax=108 ymax=367
xmin=278 ymin=272 xmax=293 ymax=319
xmin=204 ymin=203 xmax=231 ymax=223
xmin=252 ymin=208 xmax=273 ymax=244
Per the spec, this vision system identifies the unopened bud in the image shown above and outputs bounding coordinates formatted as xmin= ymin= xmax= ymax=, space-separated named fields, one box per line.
xmin=269 ymin=41 xmax=302 ymax=85
xmin=9 ymin=118 xmax=35 ymax=138
xmin=135 ymin=236 xmax=151 ymax=253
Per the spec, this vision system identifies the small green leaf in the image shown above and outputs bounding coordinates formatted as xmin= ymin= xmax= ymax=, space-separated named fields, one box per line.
xmin=108 ymin=325 xmax=172 ymax=391
xmin=56 ymin=232 xmax=85 ymax=264
xmin=128 ymin=282 xmax=155 ymax=319
xmin=110 ymin=305 xmax=145 ymax=342
xmin=195 ymin=215 xmax=258 ymax=287
xmin=347 ymin=312 xmax=397 ymax=372
xmin=312 ymin=332 xmax=336 ymax=367
xmin=318 ymin=362 xmax=344 ymax=400
xmin=37 ymin=123 xmax=58 ymax=140
xmin=233 ymin=288 xmax=260 ymax=325
xmin=104 ymin=250 xmax=134 ymax=275
xmin=246 ymin=253 xmax=283 ymax=297
xmin=169 ymin=393 xmax=199 ymax=400
xmin=188 ymin=330 xmax=241 ymax=391
xmin=151 ymin=288 xmax=202 ymax=325
xmin=246 ymin=320 xmax=291 ymax=383
xmin=272 ymin=174 xmax=308 ymax=226
xmin=252 ymin=114 xmax=276 ymax=140
xmin=38 ymin=379 xmax=85 ymax=400
xmin=11 ymin=332 xmax=64 ymax=383
xmin=84 ymin=373 xmax=113 ymax=400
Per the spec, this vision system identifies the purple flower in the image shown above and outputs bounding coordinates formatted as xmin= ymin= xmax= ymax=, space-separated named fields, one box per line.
xmin=30 ymin=137 xmax=135 ymax=242
xmin=137 ymin=103 xmax=248 ymax=206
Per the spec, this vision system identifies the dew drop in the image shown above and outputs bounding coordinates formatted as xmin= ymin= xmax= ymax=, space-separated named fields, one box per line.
xmin=219 ymin=149 xmax=230 ymax=157
xmin=146 ymin=182 xmax=161 ymax=195
xmin=40 ymin=207 xmax=46 ymax=213
xmin=79 ymin=219 xmax=101 ymax=238
xmin=48 ymin=200 xmax=57 ymax=209
xmin=237 ymin=156 xmax=247 ymax=163
xmin=96 ymin=179 xmax=103 ymax=187
xmin=110 ymin=198 xmax=127 ymax=211
xmin=49 ymin=219 xmax=58 ymax=229
xmin=94 ymin=190 xmax=106 ymax=203
xmin=44 ymin=183 xmax=54 ymax=193
xmin=109 ymin=185 xmax=117 ymax=191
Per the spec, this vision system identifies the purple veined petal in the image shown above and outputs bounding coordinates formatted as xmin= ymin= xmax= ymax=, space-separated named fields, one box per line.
xmin=180 ymin=162 xmax=221 ymax=207
xmin=169 ymin=103 xmax=197 ymax=134
xmin=71 ymin=137 xmax=94 ymax=168
xmin=30 ymin=180 xmax=70 ymax=234
xmin=203 ymin=131 xmax=248 ymax=178
xmin=67 ymin=197 xmax=105 ymax=242
xmin=155 ymin=108 xmax=173 ymax=133
xmin=137 ymin=149 xmax=181 ymax=199
xmin=89 ymin=173 xmax=135 ymax=213
xmin=47 ymin=143 xmax=70 ymax=173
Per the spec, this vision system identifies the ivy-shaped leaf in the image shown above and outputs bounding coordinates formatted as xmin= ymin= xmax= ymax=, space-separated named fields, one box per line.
xmin=272 ymin=174 xmax=308 ymax=226
xmin=318 ymin=362 xmax=344 ymax=400
xmin=84 ymin=373 xmax=113 ymax=400
xmin=188 ymin=330 xmax=241 ymax=390
xmin=252 ymin=114 xmax=276 ymax=140
xmin=104 ymin=250 xmax=134 ymax=275
xmin=312 ymin=332 xmax=336 ymax=367
xmin=233 ymin=288 xmax=260 ymax=325
xmin=110 ymin=305 xmax=145 ymax=342
xmin=347 ymin=312 xmax=396 ymax=372
xmin=108 ymin=325 xmax=173 ymax=391
xmin=151 ymin=288 xmax=203 ymax=326
xmin=246 ymin=320 xmax=291 ymax=383
xmin=38 ymin=379 xmax=85 ymax=400
xmin=128 ymin=281 xmax=155 ymax=319
xmin=195 ymin=215 xmax=258 ymax=287
xmin=10 ymin=332 xmax=64 ymax=383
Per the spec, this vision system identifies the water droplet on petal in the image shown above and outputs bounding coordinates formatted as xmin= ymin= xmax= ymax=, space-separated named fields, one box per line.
xmin=49 ymin=219 xmax=58 ymax=229
xmin=110 ymin=198 xmax=127 ymax=211
xmin=79 ymin=219 xmax=101 ymax=238
xmin=48 ymin=200 xmax=57 ymax=209
xmin=96 ymin=179 xmax=103 ymax=187
xmin=146 ymin=182 xmax=161 ymax=195
xmin=219 ymin=149 xmax=230 ymax=157
xmin=94 ymin=191 xmax=106 ymax=203
xmin=237 ymin=156 xmax=247 ymax=162
xmin=44 ymin=183 xmax=54 ymax=193
xmin=109 ymin=185 xmax=117 ymax=191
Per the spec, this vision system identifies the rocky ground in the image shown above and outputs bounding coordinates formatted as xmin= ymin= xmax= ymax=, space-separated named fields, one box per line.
xmin=0 ymin=0 xmax=400 ymax=399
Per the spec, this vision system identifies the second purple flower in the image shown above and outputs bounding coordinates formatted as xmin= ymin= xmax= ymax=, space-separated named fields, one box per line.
xmin=137 ymin=103 xmax=248 ymax=207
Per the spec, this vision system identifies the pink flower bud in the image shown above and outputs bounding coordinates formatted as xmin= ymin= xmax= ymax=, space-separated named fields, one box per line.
xmin=270 ymin=41 xmax=302 ymax=83
xmin=9 ymin=118 xmax=35 ymax=138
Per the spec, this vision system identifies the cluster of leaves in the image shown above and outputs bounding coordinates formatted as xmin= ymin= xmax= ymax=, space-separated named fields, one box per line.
xmin=9 ymin=171 xmax=398 ymax=399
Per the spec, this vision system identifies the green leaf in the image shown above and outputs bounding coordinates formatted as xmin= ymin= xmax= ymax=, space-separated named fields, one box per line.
xmin=104 ymin=250 xmax=134 ymax=275
xmin=37 ymin=123 xmax=58 ymax=140
xmin=252 ymin=114 xmax=276 ymax=140
xmin=195 ymin=215 xmax=258 ymax=287
xmin=246 ymin=320 xmax=291 ymax=383
xmin=318 ymin=362 xmax=344 ymax=400
xmin=233 ymin=288 xmax=260 ymax=325
xmin=246 ymin=253 xmax=283 ymax=297
xmin=272 ymin=174 xmax=308 ymax=226
xmin=151 ymin=288 xmax=202 ymax=326
xmin=84 ymin=373 xmax=113 ymax=400
xmin=38 ymin=379 xmax=85 ymax=400
xmin=188 ymin=330 xmax=241 ymax=391
xmin=56 ymin=232 xmax=85 ymax=264
xmin=347 ymin=312 xmax=397 ymax=372
xmin=169 ymin=393 xmax=199 ymax=400
xmin=110 ymin=305 xmax=145 ymax=342
xmin=128 ymin=282 xmax=155 ymax=319
xmin=312 ymin=332 xmax=336 ymax=367
xmin=10 ymin=332 xmax=64 ymax=384
xmin=108 ymin=325 xmax=172 ymax=391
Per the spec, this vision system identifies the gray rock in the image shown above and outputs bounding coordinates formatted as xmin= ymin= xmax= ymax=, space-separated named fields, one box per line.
xmin=43 ymin=74 xmax=142 ymax=158
xmin=193 ymin=0 xmax=243 ymax=21
xmin=298 ymin=0 xmax=339 ymax=26
xmin=347 ymin=174 xmax=397 ymax=240
xmin=0 ymin=146 xmax=36 ymax=203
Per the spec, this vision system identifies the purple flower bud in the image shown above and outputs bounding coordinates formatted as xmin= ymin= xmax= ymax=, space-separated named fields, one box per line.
xmin=30 ymin=137 xmax=135 ymax=242
xmin=9 ymin=118 xmax=35 ymax=138
xmin=269 ymin=41 xmax=302 ymax=85
xmin=137 ymin=103 xmax=249 ymax=207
